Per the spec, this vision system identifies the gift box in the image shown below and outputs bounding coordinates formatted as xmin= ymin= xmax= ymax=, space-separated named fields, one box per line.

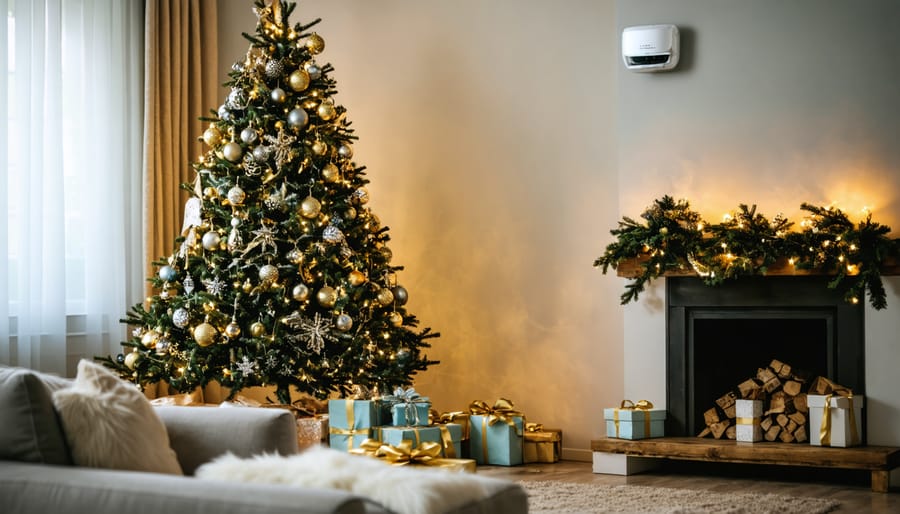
xmin=604 ymin=400 xmax=665 ymax=440
xmin=296 ymin=414 xmax=329 ymax=450
xmin=523 ymin=424 xmax=562 ymax=463
xmin=391 ymin=402 xmax=431 ymax=426
xmin=328 ymin=399 xmax=376 ymax=451
xmin=468 ymin=399 xmax=525 ymax=466
xmin=808 ymin=394 xmax=864 ymax=447
xmin=375 ymin=425 xmax=441 ymax=449
xmin=735 ymin=399 xmax=763 ymax=443
xmin=350 ymin=438 xmax=476 ymax=473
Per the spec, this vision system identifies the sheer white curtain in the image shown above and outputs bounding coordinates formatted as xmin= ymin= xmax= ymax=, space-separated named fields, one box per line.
xmin=1 ymin=0 xmax=144 ymax=376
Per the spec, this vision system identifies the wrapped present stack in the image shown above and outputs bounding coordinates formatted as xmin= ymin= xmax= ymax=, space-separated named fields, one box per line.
xmin=604 ymin=399 xmax=665 ymax=440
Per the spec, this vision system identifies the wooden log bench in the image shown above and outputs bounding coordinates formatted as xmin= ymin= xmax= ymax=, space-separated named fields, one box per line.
xmin=591 ymin=437 xmax=900 ymax=493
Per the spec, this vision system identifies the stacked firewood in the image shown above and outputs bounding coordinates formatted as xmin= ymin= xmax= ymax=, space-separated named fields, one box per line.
xmin=698 ymin=359 xmax=811 ymax=443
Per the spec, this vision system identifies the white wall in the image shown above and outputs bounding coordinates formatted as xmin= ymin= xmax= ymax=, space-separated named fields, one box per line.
xmin=617 ymin=0 xmax=900 ymax=482
xmin=217 ymin=0 xmax=622 ymax=461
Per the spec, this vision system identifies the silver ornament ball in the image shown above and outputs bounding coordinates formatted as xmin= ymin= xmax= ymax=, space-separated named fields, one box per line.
xmin=158 ymin=265 xmax=177 ymax=282
xmin=172 ymin=308 xmax=190 ymax=328
xmin=240 ymin=128 xmax=258 ymax=144
xmin=292 ymin=283 xmax=310 ymax=301
xmin=335 ymin=313 xmax=353 ymax=332
xmin=288 ymin=108 xmax=309 ymax=128
xmin=391 ymin=285 xmax=409 ymax=306
xmin=226 ymin=186 xmax=246 ymax=205
xmin=337 ymin=144 xmax=353 ymax=159
xmin=252 ymin=145 xmax=270 ymax=161
xmin=270 ymin=87 xmax=287 ymax=103
xmin=259 ymin=264 xmax=279 ymax=283
xmin=201 ymin=231 xmax=221 ymax=250
xmin=223 ymin=142 xmax=243 ymax=162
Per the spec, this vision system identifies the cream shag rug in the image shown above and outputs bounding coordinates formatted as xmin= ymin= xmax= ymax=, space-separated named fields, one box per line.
xmin=521 ymin=481 xmax=840 ymax=514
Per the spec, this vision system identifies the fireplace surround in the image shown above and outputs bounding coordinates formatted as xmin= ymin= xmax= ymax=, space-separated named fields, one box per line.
xmin=665 ymin=276 xmax=865 ymax=440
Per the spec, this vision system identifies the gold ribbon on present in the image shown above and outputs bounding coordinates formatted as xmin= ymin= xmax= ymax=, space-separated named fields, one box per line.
xmin=469 ymin=398 xmax=525 ymax=464
xmin=819 ymin=392 xmax=859 ymax=446
xmin=433 ymin=410 xmax=470 ymax=440
xmin=350 ymin=438 xmax=475 ymax=472
xmin=436 ymin=424 xmax=456 ymax=458
xmin=612 ymin=399 xmax=654 ymax=438
xmin=736 ymin=417 xmax=761 ymax=426
xmin=329 ymin=400 xmax=369 ymax=450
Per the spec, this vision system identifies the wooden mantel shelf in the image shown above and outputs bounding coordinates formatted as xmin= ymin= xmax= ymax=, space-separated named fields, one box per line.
xmin=592 ymin=437 xmax=900 ymax=493
xmin=615 ymin=256 xmax=900 ymax=278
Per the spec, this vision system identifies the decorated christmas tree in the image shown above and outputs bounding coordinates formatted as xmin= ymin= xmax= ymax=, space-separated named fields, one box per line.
xmin=100 ymin=0 xmax=438 ymax=404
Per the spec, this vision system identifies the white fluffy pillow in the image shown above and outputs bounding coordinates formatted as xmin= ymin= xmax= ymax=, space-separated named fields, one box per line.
xmin=52 ymin=359 xmax=183 ymax=475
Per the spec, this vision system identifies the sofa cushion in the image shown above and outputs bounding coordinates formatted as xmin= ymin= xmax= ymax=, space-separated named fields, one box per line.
xmin=0 ymin=365 xmax=73 ymax=465
xmin=51 ymin=359 xmax=183 ymax=475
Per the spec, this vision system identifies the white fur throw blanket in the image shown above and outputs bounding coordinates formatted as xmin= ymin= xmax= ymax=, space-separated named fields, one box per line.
xmin=196 ymin=445 xmax=490 ymax=514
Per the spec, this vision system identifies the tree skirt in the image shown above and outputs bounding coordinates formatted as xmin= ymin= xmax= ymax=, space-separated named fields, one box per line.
xmin=521 ymin=481 xmax=840 ymax=514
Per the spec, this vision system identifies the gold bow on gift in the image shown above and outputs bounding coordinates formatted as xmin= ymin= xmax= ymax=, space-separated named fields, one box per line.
xmin=525 ymin=422 xmax=543 ymax=432
xmin=350 ymin=438 xmax=474 ymax=472
xmin=469 ymin=398 xmax=524 ymax=434
xmin=430 ymin=409 xmax=470 ymax=442
xmin=611 ymin=399 xmax=654 ymax=438
xmin=819 ymin=392 xmax=859 ymax=446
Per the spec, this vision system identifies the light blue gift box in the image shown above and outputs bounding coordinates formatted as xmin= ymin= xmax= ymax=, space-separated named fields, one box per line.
xmin=375 ymin=425 xmax=441 ymax=449
xmin=390 ymin=401 xmax=432 ymax=427
xmin=328 ymin=399 xmax=375 ymax=451
xmin=468 ymin=415 xmax=524 ymax=466
xmin=603 ymin=405 xmax=666 ymax=440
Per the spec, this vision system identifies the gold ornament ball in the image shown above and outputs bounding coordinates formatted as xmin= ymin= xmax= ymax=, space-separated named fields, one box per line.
xmin=202 ymin=126 xmax=222 ymax=147
xmin=311 ymin=140 xmax=328 ymax=156
xmin=317 ymin=101 xmax=336 ymax=121
xmin=322 ymin=162 xmax=339 ymax=183
xmin=141 ymin=330 xmax=160 ymax=348
xmin=287 ymin=248 xmax=304 ymax=265
xmin=259 ymin=264 xmax=279 ymax=283
xmin=223 ymin=142 xmax=243 ymax=162
xmin=348 ymin=270 xmax=366 ymax=287
xmin=193 ymin=322 xmax=218 ymax=347
xmin=317 ymin=286 xmax=337 ymax=308
xmin=289 ymin=69 xmax=310 ymax=92
xmin=124 ymin=351 xmax=141 ymax=370
xmin=250 ymin=321 xmax=266 ymax=337
xmin=300 ymin=195 xmax=322 ymax=219
xmin=242 ymin=279 xmax=253 ymax=293
xmin=292 ymin=283 xmax=310 ymax=301
xmin=224 ymin=321 xmax=241 ymax=339
xmin=306 ymin=33 xmax=325 ymax=54
xmin=335 ymin=313 xmax=353 ymax=332
xmin=376 ymin=288 xmax=395 ymax=307
xmin=337 ymin=144 xmax=353 ymax=159
xmin=389 ymin=311 xmax=403 ymax=327
xmin=344 ymin=207 xmax=357 ymax=220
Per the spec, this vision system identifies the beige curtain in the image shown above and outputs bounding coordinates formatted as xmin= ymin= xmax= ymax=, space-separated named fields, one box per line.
xmin=144 ymin=0 xmax=219 ymax=283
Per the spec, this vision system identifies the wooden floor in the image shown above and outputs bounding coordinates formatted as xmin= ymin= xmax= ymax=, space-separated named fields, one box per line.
xmin=477 ymin=460 xmax=900 ymax=513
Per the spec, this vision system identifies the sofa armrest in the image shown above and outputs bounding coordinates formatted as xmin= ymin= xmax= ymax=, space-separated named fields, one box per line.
xmin=0 ymin=461 xmax=366 ymax=514
xmin=155 ymin=406 xmax=299 ymax=475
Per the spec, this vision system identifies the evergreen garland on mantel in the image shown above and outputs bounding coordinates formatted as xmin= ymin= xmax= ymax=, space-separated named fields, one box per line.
xmin=594 ymin=195 xmax=900 ymax=309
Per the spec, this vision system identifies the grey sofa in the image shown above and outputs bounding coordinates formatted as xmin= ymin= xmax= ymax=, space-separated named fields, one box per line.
xmin=0 ymin=366 xmax=528 ymax=513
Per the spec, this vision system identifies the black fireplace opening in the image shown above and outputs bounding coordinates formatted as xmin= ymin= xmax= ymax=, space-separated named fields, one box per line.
xmin=666 ymin=276 xmax=864 ymax=439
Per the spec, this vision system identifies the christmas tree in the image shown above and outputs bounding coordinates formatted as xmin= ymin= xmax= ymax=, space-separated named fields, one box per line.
xmin=100 ymin=0 xmax=438 ymax=404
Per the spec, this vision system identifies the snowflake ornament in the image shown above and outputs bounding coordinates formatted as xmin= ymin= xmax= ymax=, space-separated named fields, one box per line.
xmin=282 ymin=311 xmax=338 ymax=354
xmin=234 ymin=356 xmax=258 ymax=377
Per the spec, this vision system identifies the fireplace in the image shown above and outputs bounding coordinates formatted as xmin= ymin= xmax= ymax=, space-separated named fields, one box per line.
xmin=665 ymin=276 xmax=865 ymax=440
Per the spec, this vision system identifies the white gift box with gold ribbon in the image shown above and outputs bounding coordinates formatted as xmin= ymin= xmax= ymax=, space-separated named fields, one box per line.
xmin=808 ymin=394 xmax=864 ymax=447
xmin=735 ymin=399 xmax=763 ymax=442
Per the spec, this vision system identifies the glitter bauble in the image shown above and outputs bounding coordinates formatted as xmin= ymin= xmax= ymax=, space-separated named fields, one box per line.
xmin=292 ymin=283 xmax=310 ymax=301
xmin=306 ymin=33 xmax=325 ymax=54
xmin=265 ymin=59 xmax=285 ymax=79
xmin=226 ymin=186 xmax=246 ymax=205
xmin=252 ymin=145 xmax=270 ymax=161
xmin=240 ymin=127 xmax=258 ymax=144
xmin=335 ymin=313 xmax=353 ymax=332
xmin=155 ymin=339 xmax=170 ymax=355
xmin=300 ymin=195 xmax=322 ymax=219
xmin=391 ymin=286 xmax=409 ymax=306
xmin=172 ymin=308 xmax=190 ymax=328
xmin=202 ymin=126 xmax=222 ymax=146
xmin=158 ymin=265 xmax=177 ymax=282
xmin=201 ymin=231 xmax=221 ymax=251
xmin=389 ymin=311 xmax=403 ymax=327
xmin=193 ymin=322 xmax=218 ymax=347
xmin=288 ymin=108 xmax=309 ymax=128
xmin=348 ymin=270 xmax=366 ymax=287
xmin=223 ymin=142 xmax=243 ymax=162
xmin=287 ymin=249 xmax=304 ymax=265
xmin=289 ymin=69 xmax=310 ymax=91
xmin=322 ymin=162 xmax=339 ymax=183
xmin=322 ymin=225 xmax=344 ymax=243
xmin=250 ymin=321 xmax=266 ymax=337
xmin=124 ymin=351 xmax=141 ymax=369
xmin=224 ymin=321 xmax=241 ymax=339
xmin=352 ymin=188 xmax=369 ymax=205
xmin=337 ymin=144 xmax=353 ymax=159
xmin=316 ymin=286 xmax=337 ymax=308
xmin=311 ymin=140 xmax=328 ymax=156
xmin=259 ymin=264 xmax=279 ymax=283
xmin=376 ymin=288 xmax=394 ymax=307
xmin=317 ymin=101 xmax=336 ymax=121
xmin=270 ymin=87 xmax=287 ymax=103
